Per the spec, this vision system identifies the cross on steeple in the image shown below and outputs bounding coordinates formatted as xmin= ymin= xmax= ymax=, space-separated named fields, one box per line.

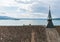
xmin=46 ymin=6 xmax=54 ymax=28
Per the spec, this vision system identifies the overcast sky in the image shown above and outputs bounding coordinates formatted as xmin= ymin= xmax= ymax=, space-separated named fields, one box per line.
xmin=0 ymin=0 xmax=60 ymax=18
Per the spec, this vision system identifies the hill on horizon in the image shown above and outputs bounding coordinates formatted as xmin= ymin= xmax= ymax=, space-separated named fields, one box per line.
xmin=0 ymin=16 xmax=60 ymax=20
xmin=0 ymin=16 xmax=19 ymax=20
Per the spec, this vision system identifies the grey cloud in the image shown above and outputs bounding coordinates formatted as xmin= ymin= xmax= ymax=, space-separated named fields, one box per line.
xmin=19 ymin=8 xmax=28 ymax=13
xmin=31 ymin=3 xmax=48 ymax=13
xmin=15 ymin=0 xmax=34 ymax=4
xmin=15 ymin=0 xmax=39 ymax=4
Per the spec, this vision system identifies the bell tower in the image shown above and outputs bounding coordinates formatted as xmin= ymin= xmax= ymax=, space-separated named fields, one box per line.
xmin=46 ymin=6 xmax=54 ymax=28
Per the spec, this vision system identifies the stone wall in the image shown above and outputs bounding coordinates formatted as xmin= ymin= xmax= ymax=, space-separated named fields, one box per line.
xmin=46 ymin=28 xmax=60 ymax=42
xmin=0 ymin=26 xmax=60 ymax=42
xmin=0 ymin=26 xmax=47 ymax=42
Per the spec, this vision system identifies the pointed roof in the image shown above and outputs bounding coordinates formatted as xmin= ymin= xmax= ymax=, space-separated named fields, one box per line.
xmin=48 ymin=6 xmax=52 ymax=19
xmin=46 ymin=6 xmax=54 ymax=28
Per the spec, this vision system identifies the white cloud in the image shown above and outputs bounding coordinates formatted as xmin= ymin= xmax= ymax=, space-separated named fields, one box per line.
xmin=7 ymin=13 xmax=48 ymax=18
xmin=0 ymin=0 xmax=59 ymax=18
xmin=0 ymin=0 xmax=15 ymax=6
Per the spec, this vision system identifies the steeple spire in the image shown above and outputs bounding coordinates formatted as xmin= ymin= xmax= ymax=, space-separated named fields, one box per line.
xmin=46 ymin=6 xmax=54 ymax=28
xmin=48 ymin=6 xmax=52 ymax=19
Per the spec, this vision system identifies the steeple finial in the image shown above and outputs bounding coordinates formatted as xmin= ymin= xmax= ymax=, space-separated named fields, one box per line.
xmin=49 ymin=5 xmax=50 ymax=9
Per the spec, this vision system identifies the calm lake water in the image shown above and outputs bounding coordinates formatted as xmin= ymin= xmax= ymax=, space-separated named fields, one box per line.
xmin=0 ymin=20 xmax=60 ymax=26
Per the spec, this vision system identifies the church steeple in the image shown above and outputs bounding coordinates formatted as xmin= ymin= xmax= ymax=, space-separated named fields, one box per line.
xmin=48 ymin=6 xmax=52 ymax=20
xmin=46 ymin=6 xmax=54 ymax=28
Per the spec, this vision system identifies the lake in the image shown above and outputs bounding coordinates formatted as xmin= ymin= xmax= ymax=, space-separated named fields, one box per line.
xmin=0 ymin=20 xmax=60 ymax=26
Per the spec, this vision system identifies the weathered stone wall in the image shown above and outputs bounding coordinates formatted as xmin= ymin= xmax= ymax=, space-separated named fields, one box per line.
xmin=0 ymin=26 xmax=47 ymax=42
xmin=55 ymin=26 xmax=60 ymax=36
xmin=0 ymin=26 xmax=60 ymax=42
xmin=46 ymin=28 xmax=60 ymax=42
